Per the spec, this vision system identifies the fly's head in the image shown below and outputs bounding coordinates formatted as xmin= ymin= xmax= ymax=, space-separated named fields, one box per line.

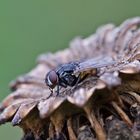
xmin=45 ymin=70 xmax=59 ymax=92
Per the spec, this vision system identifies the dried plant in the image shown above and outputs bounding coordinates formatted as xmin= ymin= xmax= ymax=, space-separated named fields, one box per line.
xmin=0 ymin=17 xmax=140 ymax=140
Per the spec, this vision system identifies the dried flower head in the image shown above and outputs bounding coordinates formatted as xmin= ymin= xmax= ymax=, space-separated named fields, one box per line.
xmin=0 ymin=17 xmax=140 ymax=140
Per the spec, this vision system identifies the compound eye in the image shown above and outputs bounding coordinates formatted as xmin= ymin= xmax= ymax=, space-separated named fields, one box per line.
xmin=45 ymin=70 xmax=58 ymax=89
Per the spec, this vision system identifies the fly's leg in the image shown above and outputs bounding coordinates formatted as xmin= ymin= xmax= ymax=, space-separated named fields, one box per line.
xmin=74 ymin=74 xmax=81 ymax=87
xmin=47 ymin=88 xmax=53 ymax=99
xmin=56 ymin=86 xmax=65 ymax=97
xmin=71 ymin=74 xmax=81 ymax=92
xmin=56 ymin=85 xmax=60 ymax=96
xmin=72 ymin=73 xmax=87 ymax=88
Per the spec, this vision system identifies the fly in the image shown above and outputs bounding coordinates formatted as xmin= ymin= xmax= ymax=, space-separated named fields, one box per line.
xmin=45 ymin=56 xmax=115 ymax=96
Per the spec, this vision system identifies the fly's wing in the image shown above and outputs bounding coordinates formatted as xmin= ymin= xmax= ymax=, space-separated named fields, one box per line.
xmin=74 ymin=56 xmax=116 ymax=74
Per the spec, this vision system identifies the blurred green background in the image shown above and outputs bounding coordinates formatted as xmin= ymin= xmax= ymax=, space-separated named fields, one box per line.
xmin=0 ymin=0 xmax=140 ymax=139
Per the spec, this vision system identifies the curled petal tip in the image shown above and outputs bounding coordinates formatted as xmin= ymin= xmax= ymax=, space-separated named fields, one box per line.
xmin=12 ymin=114 xmax=21 ymax=126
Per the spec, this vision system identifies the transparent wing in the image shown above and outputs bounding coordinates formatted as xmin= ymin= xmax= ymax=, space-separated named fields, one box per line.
xmin=74 ymin=56 xmax=115 ymax=74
